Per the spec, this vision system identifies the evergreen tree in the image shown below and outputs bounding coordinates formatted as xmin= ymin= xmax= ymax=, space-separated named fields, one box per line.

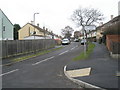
xmin=14 ymin=24 xmax=21 ymax=40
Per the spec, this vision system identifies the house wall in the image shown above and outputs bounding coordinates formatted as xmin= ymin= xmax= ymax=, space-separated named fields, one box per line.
xmin=0 ymin=9 xmax=13 ymax=40
xmin=96 ymin=29 xmax=103 ymax=42
xmin=24 ymin=36 xmax=45 ymax=40
xmin=87 ymin=31 xmax=96 ymax=38
xmin=0 ymin=10 xmax=2 ymax=40
xmin=18 ymin=23 xmax=44 ymax=40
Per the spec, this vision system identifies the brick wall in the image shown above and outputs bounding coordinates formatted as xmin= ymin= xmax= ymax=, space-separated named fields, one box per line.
xmin=106 ymin=35 xmax=120 ymax=54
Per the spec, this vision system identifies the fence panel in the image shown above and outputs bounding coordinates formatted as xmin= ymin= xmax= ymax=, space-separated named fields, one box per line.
xmin=2 ymin=39 xmax=56 ymax=58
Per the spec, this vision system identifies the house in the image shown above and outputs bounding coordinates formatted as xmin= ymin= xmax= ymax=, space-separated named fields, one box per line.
xmin=0 ymin=9 xmax=14 ymax=40
xmin=74 ymin=31 xmax=81 ymax=39
xmin=79 ymin=25 xmax=96 ymax=40
xmin=96 ymin=15 xmax=120 ymax=42
xmin=18 ymin=23 xmax=53 ymax=40
xmin=96 ymin=15 xmax=120 ymax=58
xmin=87 ymin=30 xmax=97 ymax=41
xmin=96 ymin=26 xmax=104 ymax=42
xmin=18 ymin=23 xmax=44 ymax=40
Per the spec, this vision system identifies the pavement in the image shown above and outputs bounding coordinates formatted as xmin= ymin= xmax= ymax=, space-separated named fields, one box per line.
xmin=64 ymin=42 xmax=119 ymax=90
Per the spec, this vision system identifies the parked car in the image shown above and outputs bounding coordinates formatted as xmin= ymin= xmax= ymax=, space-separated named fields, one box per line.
xmin=74 ymin=38 xmax=79 ymax=42
xmin=62 ymin=38 xmax=70 ymax=45
xmin=81 ymin=39 xmax=86 ymax=45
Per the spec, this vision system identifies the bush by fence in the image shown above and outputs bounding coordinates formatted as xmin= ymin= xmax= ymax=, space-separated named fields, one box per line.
xmin=1 ymin=39 xmax=56 ymax=58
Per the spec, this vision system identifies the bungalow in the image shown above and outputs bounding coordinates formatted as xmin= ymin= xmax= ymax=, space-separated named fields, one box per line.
xmin=0 ymin=9 xmax=14 ymax=40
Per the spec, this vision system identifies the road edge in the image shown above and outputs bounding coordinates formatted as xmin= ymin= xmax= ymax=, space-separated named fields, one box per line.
xmin=64 ymin=65 xmax=106 ymax=90
xmin=1 ymin=46 xmax=64 ymax=67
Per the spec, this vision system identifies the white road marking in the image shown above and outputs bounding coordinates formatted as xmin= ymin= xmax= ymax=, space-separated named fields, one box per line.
xmin=76 ymin=45 xmax=78 ymax=48
xmin=0 ymin=69 xmax=19 ymax=77
xmin=59 ymin=50 xmax=69 ymax=55
xmin=32 ymin=56 xmax=55 ymax=65
xmin=71 ymin=47 xmax=76 ymax=50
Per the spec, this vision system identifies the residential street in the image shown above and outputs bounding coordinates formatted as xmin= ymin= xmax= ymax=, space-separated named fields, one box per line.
xmin=2 ymin=42 xmax=83 ymax=88
xmin=1 ymin=0 xmax=120 ymax=89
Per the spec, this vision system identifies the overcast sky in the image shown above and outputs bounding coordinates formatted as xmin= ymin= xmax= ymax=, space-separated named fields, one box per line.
xmin=0 ymin=0 xmax=119 ymax=35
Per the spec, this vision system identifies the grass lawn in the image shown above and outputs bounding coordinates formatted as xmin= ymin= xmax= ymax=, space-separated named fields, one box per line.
xmin=73 ymin=42 xmax=95 ymax=61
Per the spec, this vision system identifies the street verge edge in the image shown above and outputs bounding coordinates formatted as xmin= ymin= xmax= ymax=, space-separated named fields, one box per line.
xmin=63 ymin=65 xmax=106 ymax=90
xmin=1 ymin=46 xmax=63 ymax=67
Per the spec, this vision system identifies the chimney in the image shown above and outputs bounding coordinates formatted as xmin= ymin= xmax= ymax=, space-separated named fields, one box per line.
xmin=43 ymin=26 xmax=45 ymax=30
xmin=101 ymin=22 xmax=103 ymax=25
xmin=37 ymin=23 xmax=39 ymax=27
xmin=46 ymin=28 xmax=48 ymax=31
xmin=111 ymin=15 xmax=114 ymax=20
xmin=31 ymin=21 xmax=34 ymax=25
xmin=99 ymin=22 xmax=103 ymax=26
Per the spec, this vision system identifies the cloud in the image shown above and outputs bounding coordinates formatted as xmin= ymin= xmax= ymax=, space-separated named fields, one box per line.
xmin=0 ymin=0 xmax=119 ymax=35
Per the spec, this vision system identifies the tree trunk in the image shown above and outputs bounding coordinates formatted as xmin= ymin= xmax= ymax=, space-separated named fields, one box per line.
xmin=85 ymin=30 xmax=88 ymax=51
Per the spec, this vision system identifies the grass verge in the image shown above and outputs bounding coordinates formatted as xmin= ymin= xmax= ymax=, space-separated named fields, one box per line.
xmin=12 ymin=46 xmax=63 ymax=62
xmin=73 ymin=42 xmax=95 ymax=61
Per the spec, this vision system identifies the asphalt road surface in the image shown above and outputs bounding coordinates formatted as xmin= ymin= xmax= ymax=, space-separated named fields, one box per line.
xmin=2 ymin=42 xmax=84 ymax=88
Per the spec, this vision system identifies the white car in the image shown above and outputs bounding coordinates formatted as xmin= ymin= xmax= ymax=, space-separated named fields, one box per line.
xmin=81 ymin=39 xmax=87 ymax=45
xmin=62 ymin=39 xmax=70 ymax=45
xmin=74 ymin=38 xmax=79 ymax=42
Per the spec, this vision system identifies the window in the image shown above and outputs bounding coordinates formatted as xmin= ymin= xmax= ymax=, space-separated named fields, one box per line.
xmin=3 ymin=25 xmax=5 ymax=31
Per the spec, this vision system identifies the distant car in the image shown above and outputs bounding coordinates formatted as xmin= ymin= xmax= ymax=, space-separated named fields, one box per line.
xmin=81 ymin=39 xmax=86 ymax=45
xmin=74 ymin=38 xmax=79 ymax=42
xmin=62 ymin=38 xmax=70 ymax=45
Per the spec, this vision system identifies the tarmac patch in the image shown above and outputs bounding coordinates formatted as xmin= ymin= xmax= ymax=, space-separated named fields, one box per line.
xmin=66 ymin=67 xmax=91 ymax=78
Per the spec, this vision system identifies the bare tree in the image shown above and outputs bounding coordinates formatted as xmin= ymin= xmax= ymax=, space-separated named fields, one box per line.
xmin=71 ymin=7 xmax=104 ymax=26
xmin=61 ymin=26 xmax=74 ymax=40
xmin=71 ymin=7 xmax=104 ymax=51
